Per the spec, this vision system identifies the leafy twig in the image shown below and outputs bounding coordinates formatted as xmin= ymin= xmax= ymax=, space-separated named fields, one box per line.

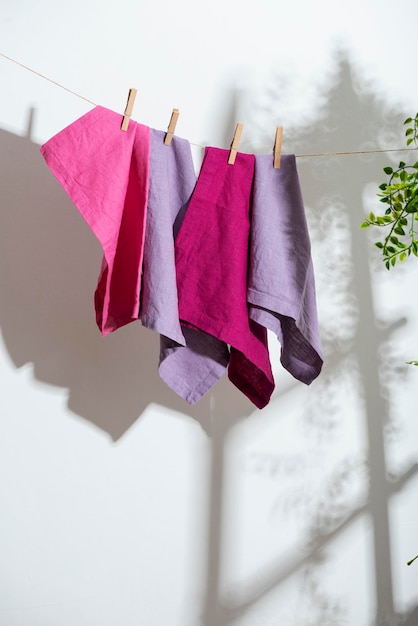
xmin=361 ymin=114 xmax=418 ymax=270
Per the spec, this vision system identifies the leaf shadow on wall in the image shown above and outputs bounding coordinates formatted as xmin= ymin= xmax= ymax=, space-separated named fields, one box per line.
xmin=0 ymin=116 xmax=253 ymax=440
xmin=198 ymin=51 xmax=418 ymax=626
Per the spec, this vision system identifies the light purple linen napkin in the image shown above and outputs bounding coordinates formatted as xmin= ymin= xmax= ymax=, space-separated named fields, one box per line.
xmin=248 ymin=154 xmax=323 ymax=385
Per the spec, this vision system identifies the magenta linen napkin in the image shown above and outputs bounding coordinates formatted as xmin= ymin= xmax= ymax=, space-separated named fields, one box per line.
xmin=174 ymin=147 xmax=275 ymax=409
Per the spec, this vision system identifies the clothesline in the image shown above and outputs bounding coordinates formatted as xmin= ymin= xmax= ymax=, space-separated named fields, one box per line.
xmin=2 ymin=51 xmax=417 ymax=158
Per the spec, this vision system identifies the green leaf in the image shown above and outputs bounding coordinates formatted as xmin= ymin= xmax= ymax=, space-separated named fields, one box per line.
xmin=394 ymin=226 xmax=406 ymax=235
xmin=383 ymin=166 xmax=393 ymax=175
xmin=407 ymin=138 xmax=414 ymax=146
xmin=391 ymin=256 xmax=397 ymax=267
xmin=360 ymin=221 xmax=370 ymax=228
xmin=400 ymin=251 xmax=407 ymax=261
xmin=379 ymin=183 xmax=388 ymax=190
xmin=375 ymin=241 xmax=383 ymax=248
xmin=404 ymin=117 xmax=413 ymax=124
xmin=369 ymin=212 xmax=376 ymax=221
xmin=405 ymin=128 xmax=414 ymax=136
xmin=386 ymin=246 xmax=396 ymax=253
xmin=399 ymin=160 xmax=406 ymax=167
xmin=385 ymin=260 xmax=390 ymax=270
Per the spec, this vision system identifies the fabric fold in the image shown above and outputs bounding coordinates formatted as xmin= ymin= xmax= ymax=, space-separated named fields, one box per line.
xmin=40 ymin=105 xmax=150 ymax=336
xmin=159 ymin=327 xmax=230 ymax=405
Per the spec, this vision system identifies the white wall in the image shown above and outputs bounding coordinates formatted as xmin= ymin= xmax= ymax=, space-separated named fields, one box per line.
xmin=1 ymin=2 xmax=418 ymax=625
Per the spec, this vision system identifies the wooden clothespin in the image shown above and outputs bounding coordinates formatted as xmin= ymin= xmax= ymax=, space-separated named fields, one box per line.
xmin=121 ymin=88 xmax=138 ymax=131
xmin=164 ymin=108 xmax=180 ymax=145
xmin=228 ymin=122 xmax=244 ymax=165
xmin=273 ymin=126 xmax=283 ymax=169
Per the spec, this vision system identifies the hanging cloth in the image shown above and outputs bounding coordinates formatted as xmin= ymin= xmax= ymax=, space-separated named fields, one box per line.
xmin=248 ymin=154 xmax=323 ymax=383
xmin=142 ymin=132 xmax=230 ymax=404
xmin=40 ymin=106 xmax=150 ymax=335
xmin=172 ymin=147 xmax=275 ymax=409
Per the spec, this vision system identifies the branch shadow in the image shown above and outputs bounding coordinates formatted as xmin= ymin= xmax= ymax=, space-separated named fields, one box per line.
xmin=198 ymin=50 xmax=418 ymax=626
